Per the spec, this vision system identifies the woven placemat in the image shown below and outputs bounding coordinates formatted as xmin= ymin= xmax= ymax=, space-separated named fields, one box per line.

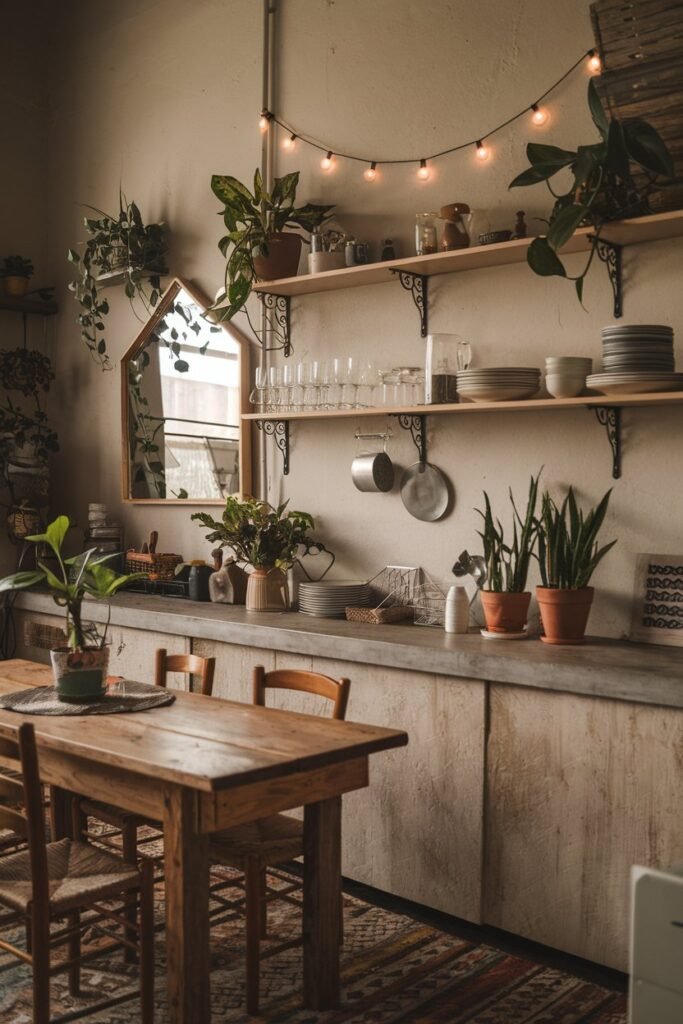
xmin=0 ymin=680 xmax=176 ymax=716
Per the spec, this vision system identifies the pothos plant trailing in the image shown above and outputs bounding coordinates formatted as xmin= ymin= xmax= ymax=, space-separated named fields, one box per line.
xmin=67 ymin=195 xmax=167 ymax=371
xmin=509 ymin=79 xmax=674 ymax=303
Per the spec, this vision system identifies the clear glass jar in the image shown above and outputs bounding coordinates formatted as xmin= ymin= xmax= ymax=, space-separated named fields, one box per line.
xmin=415 ymin=213 xmax=439 ymax=256
xmin=425 ymin=334 xmax=460 ymax=404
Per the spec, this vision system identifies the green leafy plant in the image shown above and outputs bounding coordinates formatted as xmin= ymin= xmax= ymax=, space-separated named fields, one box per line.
xmin=67 ymin=195 xmax=167 ymax=371
xmin=476 ymin=474 xmax=541 ymax=592
xmin=0 ymin=516 xmax=143 ymax=650
xmin=192 ymin=497 xmax=328 ymax=571
xmin=210 ymin=170 xmax=334 ymax=323
xmin=537 ymin=487 xmax=617 ymax=589
xmin=510 ymin=79 xmax=674 ymax=302
xmin=1 ymin=255 xmax=34 ymax=279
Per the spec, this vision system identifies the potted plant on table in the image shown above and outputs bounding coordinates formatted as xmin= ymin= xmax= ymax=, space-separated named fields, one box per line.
xmin=67 ymin=195 xmax=167 ymax=370
xmin=509 ymin=80 xmax=674 ymax=303
xmin=0 ymin=516 xmax=143 ymax=700
xmin=210 ymin=169 xmax=334 ymax=324
xmin=536 ymin=487 xmax=617 ymax=644
xmin=191 ymin=497 xmax=331 ymax=612
xmin=1 ymin=255 xmax=34 ymax=297
xmin=476 ymin=474 xmax=540 ymax=635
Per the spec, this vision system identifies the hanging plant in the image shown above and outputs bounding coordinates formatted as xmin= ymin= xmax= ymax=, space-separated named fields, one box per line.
xmin=67 ymin=195 xmax=167 ymax=371
xmin=509 ymin=80 xmax=674 ymax=303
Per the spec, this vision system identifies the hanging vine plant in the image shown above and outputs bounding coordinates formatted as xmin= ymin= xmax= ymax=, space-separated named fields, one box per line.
xmin=67 ymin=195 xmax=168 ymax=370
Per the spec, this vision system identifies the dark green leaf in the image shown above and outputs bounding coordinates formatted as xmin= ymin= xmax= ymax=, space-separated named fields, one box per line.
xmin=526 ymin=143 xmax=576 ymax=167
xmin=623 ymin=119 xmax=675 ymax=178
xmin=605 ymin=119 xmax=632 ymax=181
xmin=547 ymin=204 xmax=587 ymax=251
xmin=527 ymin=237 xmax=567 ymax=277
xmin=587 ymin=78 xmax=608 ymax=137
xmin=174 ymin=359 xmax=190 ymax=373
xmin=509 ymin=163 xmax=565 ymax=188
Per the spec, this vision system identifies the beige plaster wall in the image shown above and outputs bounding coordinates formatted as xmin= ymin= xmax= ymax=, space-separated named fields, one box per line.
xmin=42 ymin=0 xmax=683 ymax=638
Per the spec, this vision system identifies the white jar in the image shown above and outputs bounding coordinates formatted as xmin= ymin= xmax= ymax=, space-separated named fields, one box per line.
xmin=445 ymin=585 xmax=469 ymax=634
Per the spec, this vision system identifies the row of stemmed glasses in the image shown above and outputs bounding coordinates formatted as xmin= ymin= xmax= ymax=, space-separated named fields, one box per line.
xmin=249 ymin=359 xmax=417 ymax=412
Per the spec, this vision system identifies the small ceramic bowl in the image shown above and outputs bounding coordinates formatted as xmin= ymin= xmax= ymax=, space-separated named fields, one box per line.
xmin=545 ymin=356 xmax=593 ymax=373
xmin=545 ymin=373 xmax=587 ymax=399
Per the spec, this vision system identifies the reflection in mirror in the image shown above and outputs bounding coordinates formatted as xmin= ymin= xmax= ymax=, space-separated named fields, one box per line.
xmin=122 ymin=278 xmax=250 ymax=502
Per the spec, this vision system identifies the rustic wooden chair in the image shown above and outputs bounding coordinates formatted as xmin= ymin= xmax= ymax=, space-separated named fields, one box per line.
xmin=0 ymin=723 xmax=155 ymax=1023
xmin=208 ymin=665 xmax=351 ymax=1016
xmin=74 ymin=648 xmax=215 ymax=957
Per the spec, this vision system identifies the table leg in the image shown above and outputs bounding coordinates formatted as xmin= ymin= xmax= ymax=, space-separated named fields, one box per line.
xmin=164 ymin=786 xmax=210 ymax=1023
xmin=50 ymin=785 xmax=74 ymax=840
xmin=303 ymin=795 xmax=341 ymax=1010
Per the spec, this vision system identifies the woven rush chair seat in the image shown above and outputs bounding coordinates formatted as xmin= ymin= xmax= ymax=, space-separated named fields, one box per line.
xmin=0 ymin=836 xmax=139 ymax=913
xmin=210 ymin=813 xmax=303 ymax=868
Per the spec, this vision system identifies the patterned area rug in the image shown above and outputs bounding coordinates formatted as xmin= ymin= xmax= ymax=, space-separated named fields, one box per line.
xmin=0 ymin=866 xmax=627 ymax=1023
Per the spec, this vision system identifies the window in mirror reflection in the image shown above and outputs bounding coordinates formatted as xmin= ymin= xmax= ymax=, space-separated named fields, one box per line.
xmin=128 ymin=287 xmax=241 ymax=500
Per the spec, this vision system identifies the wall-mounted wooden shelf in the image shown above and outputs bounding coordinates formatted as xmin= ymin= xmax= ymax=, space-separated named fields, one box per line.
xmin=0 ymin=295 xmax=58 ymax=316
xmin=251 ymin=210 xmax=683 ymax=298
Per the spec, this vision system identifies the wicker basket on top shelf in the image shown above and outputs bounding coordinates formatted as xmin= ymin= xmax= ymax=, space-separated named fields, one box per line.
xmin=125 ymin=550 xmax=182 ymax=581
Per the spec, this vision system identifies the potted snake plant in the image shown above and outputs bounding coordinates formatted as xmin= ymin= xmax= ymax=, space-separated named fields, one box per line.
xmin=536 ymin=487 xmax=616 ymax=644
xmin=476 ymin=474 xmax=540 ymax=635
xmin=0 ymin=516 xmax=143 ymax=700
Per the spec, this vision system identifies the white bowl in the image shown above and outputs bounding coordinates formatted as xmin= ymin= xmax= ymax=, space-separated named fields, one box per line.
xmin=545 ymin=356 xmax=592 ymax=372
xmin=545 ymin=373 xmax=587 ymax=398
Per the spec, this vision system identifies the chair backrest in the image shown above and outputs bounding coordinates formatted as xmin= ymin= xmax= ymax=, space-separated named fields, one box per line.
xmin=0 ymin=724 xmax=49 ymax=908
xmin=252 ymin=666 xmax=351 ymax=721
xmin=155 ymin=648 xmax=216 ymax=696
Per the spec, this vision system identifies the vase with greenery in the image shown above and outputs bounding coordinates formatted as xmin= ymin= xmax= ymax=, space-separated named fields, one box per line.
xmin=67 ymin=195 xmax=167 ymax=371
xmin=536 ymin=487 xmax=616 ymax=644
xmin=0 ymin=516 xmax=143 ymax=699
xmin=476 ymin=473 xmax=540 ymax=634
xmin=509 ymin=79 xmax=674 ymax=303
xmin=192 ymin=497 xmax=331 ymax=612
xmin=210 ymin=170 xmax=334 ymax=329
xmin=0 ymin=347 xmax=59 ymax=535
xmin=2 ymin=255 xmax=34 ymax=297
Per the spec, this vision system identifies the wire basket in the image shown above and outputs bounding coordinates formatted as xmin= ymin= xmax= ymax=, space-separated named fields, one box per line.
xmin=413 ymin=572 xmax=447 ymax=627
xmin=125 ymin=550 xmax=183 ymax=581
xmin=367 ymin=565 xmax=420 ymax=607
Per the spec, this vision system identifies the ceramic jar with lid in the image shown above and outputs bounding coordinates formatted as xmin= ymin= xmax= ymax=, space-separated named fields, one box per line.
xmin=440 ymin=203 xmax=470 ymax=250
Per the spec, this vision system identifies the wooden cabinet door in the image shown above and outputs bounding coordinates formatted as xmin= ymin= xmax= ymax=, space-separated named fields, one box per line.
xmin=484 ymin=684 xmax=683 ymax=971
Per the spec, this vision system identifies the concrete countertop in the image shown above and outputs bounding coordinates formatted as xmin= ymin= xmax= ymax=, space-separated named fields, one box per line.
xmin=15 ymin=590 xmax=683 ymax=709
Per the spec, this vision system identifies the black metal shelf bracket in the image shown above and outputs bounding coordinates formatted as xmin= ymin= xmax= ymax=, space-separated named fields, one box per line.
xmin=593 ymin=406 xmax=621 ymax=479
xmin=258 ymin=293 xmax=291 ymax=356
xmin=391 ymin=271 xmax=429 ymax=337
xmin=588 ymin=235 xmax=623 ymax=319
xmin=393 ymin=413 xmax=427 ymax=463
xmin=256 ymin=419 xmax=290 ymax=475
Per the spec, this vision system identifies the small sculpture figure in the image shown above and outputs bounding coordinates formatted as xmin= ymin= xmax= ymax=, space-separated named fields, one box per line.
xmin=209 ymin=551 xmax=248 ymax=604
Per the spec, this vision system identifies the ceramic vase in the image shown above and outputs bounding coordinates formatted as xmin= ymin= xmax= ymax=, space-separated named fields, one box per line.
xmin=536 ymin=586 xmax=594 ymax=645
xmin=50 ymin=646 xmax=110 ymax=702
xmin=245 ymin=567 xmax=289 ymax=612
xmin=480 ymin=591 xmax=531 ymax=634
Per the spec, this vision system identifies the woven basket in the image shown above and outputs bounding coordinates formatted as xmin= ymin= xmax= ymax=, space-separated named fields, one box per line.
xmin=345 ymin=605 xmax=414 ymax=625
xmin=125 ymin=550 xmax=182 ymax=581
xmin=591 ymin=0 xmax=683 ymax=197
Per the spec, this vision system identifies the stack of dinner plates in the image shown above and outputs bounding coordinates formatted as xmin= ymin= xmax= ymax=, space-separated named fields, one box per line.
xmin=298 ymin=580 xmax=372 ymax=618
xmin=587 ymin=324 xmax=682 ymax=395
xmin=456 ymin=367 xmax=541 ymax=403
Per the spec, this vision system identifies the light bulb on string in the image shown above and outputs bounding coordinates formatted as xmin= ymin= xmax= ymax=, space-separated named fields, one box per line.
xmin=282 ymin=133 xmax=297 ymax=150
xmin=531 ymin=103 xmax=548 ymax=126
xmin=475 ymin=140 xmax=489 ymax=162
xmin=363 ymin=162 xmax=378 ymax=182
xmin=587 ymin=49 xmax=602 ymax=73
xmin=258 ymin=110 xmax=271 ymax=133
xmin=417 ymin=159 xmax=430 ymax=181
xmin=321 ymin=151 xmax=334 ymax=171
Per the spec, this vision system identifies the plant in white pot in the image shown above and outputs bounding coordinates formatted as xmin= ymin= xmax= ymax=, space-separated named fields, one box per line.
xmin=192 ymin=497 xmax=332 ymax=612
xmin=0 ymin=516 xmax=143 ymax=700
xmin=536 ymin=487 xmax=617 ymax=645
xmin=476 ymin=474 xmax=540 ymax=635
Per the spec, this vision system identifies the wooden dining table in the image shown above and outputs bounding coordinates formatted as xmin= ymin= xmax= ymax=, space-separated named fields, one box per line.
xmin=0 ymin=659 xmax=408 ymax=1022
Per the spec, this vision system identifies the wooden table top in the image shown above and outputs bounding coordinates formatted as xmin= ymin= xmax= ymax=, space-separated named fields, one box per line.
xmin=0 ymin=659 xmax=408 ymax=792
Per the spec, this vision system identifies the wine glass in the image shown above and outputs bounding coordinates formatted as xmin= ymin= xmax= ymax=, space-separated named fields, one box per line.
xmin=249 ymin=366 xmax=267 ymax=409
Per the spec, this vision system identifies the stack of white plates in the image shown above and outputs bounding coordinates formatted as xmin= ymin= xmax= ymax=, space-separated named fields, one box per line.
xmin=456 ymin=367 xmax=541 ymax=403
xmin=587 ymin=324 xmax=682 ymax=394
xmin=298 ymin=580 xmax=372 ymax=618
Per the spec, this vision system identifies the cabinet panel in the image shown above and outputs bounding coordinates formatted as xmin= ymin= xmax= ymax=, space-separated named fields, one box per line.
xmin=484 ymin=685 xmax=683 ymax=970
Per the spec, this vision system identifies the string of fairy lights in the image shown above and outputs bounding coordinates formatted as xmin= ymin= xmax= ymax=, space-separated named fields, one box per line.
xmin=258 ymin=49 xmax=602 ymax=182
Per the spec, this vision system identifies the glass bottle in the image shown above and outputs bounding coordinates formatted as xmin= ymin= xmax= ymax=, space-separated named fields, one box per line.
xmin=415 ymin=213 xmax=439 ymax=256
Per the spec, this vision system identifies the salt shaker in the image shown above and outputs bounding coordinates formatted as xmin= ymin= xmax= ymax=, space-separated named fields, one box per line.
xmin=445 ymin=585 xmax=469 ymax=634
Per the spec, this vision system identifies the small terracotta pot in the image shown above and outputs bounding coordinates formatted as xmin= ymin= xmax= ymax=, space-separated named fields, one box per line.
xmin=537 ymin=586 xmax=594 ymax=645
xmin=246 ymin=567 xmax=289 ymax=612
xmin=253 ymin=233 xmax=302 ymax=281
xmin=4 ymin=276 xmax=29 ymax=297
xmin=480 ymin=591 xmax=531 ymax=633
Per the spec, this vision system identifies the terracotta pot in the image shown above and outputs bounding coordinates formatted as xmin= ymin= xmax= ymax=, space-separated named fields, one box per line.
xmin=537 ymin=586 xmax=594 ymax=645
xmin=4 ymin=276 xmax=29 ymax=297
xmin=246 ymin=567 xmax=289 ymax=612
xmin=480 ymin=590 xmax=531 ymax=633
xmin=50 ymin=646 xmax=110 ymax=702
xmin=253 ymin=233 xmax=302 ymax=281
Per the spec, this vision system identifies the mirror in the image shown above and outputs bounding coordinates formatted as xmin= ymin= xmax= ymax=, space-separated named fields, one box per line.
xmin=121 ymin=277 xmax=251 ymax=503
